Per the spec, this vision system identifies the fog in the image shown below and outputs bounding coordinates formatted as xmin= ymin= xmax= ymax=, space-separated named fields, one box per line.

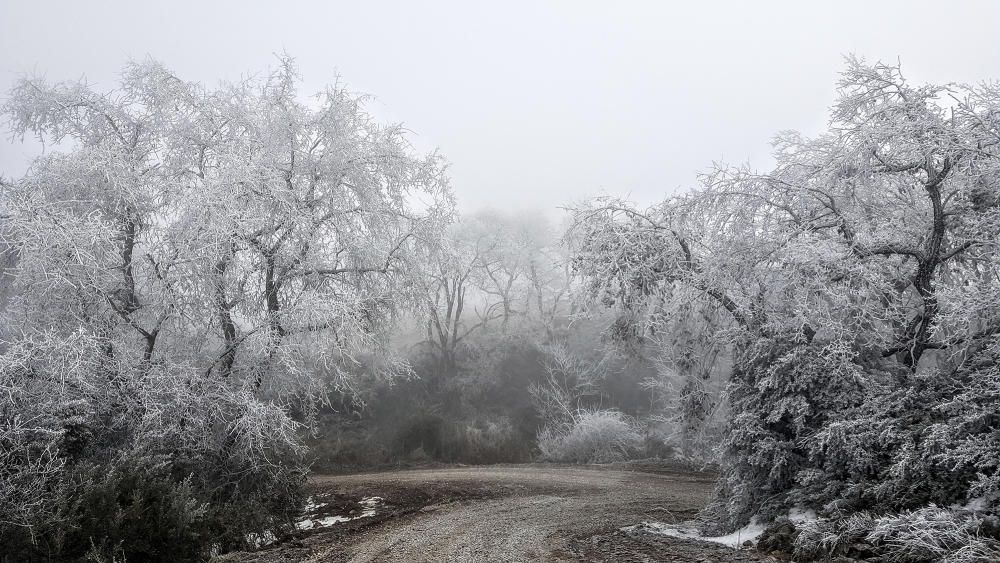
xmin=4 ymin=3 xmax=1000 ymax=561
xmin=4 ymin=1 xmax=1000 ymax=216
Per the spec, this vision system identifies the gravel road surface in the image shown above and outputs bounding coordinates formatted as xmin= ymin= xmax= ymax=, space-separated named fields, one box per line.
xmin=222 ymin=465 xmax=772 ymax=562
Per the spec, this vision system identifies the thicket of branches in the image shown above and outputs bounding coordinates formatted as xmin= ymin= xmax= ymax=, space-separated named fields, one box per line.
xmin=305 ymin=209 xmax=652 ymax=470
xmin=8 ymin=53 xmax=999 ymax=561
xmin=304 ymin=209 xmax=685 ymax=472
xmin=0 ymin=58 xmax=451 ymax=560
xmin=569 ymin=57 xmax=1000 ymax=553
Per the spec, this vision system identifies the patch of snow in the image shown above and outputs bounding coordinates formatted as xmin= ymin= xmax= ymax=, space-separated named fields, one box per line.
xmin=359 ymin=496 xmax=383 ymax=509
xmin=625 ymin=507 xmax=819 ymax=549
xmin=622 ymin=507 xmax=819 ymax=548
xmin=788 ymin=507 xmax=818 ymax=523
xmin=296 ymin=518 xmax=314 ymax=530
xmin=296 ymin=496 xmax=385 ymax=530
xmin=624 ymin=520 xmax=766 ymax=549
xmin=303 ymin=496 xmax=328 ymax=512
xmin=246 ymin=530 xmax=277 ymax=549
xmin=297 ymin=515 xmax=357 ymax=529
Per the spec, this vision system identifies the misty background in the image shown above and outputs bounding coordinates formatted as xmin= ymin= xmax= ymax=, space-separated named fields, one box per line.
xmin=4 ymin=0 xmax=1000 ymax=215
xmin=5 ymin=3 xmax=1000 ymax=561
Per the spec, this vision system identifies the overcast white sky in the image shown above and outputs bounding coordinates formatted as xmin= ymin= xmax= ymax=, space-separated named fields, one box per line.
xmin=2 ymin=1 xmax=999 ymax=215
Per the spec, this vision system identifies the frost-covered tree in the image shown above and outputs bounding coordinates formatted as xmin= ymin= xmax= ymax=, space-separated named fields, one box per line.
xmin=641 ymin=301 xmax=729 ymax=461
xmin=570 ymin=57 xmax=1000 ymax=534
xmin=417 ymin=219 xmax=495 ymax=377
xmin=0 ymin=57 xmax=452 ymax=559
xmin=466 ymin=209 xmax=569 ymax=333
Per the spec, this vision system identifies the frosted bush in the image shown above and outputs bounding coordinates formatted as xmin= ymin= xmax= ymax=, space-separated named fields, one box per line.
xmin=0 ymin=333 xmax=307 ymax=560
xmin=537 ymin=409 xmax=643 ymax=463
xmin=794 ymin=506 xmax=1000 ymax=562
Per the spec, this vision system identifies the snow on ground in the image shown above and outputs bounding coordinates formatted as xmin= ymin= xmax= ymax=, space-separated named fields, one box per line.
xmin=359 ymin=496 xmax=384 ymax=509
xmin=246 ymin=530 xmax=277 ymax=549
xmin=625 ymin=507 xmax=817 ymax=549
xmin=296 ymin=496 xmax=385 ymax=531
xmin=624 ymin=520 xmax=766 ymax=548
xmin=245 ymin=496 xmax=388 ymax=547
xmin=788 ymin=507 xmax=817 ymax=524
xmin=303 ymin=497 xmax=328 ymax=512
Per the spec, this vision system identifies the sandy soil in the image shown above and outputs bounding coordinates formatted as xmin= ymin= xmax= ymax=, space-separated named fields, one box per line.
xmin=218 ymin=464 xmax=774 ymax=562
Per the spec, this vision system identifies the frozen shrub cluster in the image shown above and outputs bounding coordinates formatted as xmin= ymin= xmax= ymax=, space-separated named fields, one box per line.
xmin=699 ymin=335 xmax=874 ymax=533
xmin=0 ymin=334 xmax=306 ymax=561
xmin=794 ymin=506 xmax=1000 ymax=562
xmin=702 ymin=335 xmax=1000 ymax=538
xmin=797 ymin=345 xmax=1000 ymax=517
xmin=537 ymin=409 xmax=643 ymax=463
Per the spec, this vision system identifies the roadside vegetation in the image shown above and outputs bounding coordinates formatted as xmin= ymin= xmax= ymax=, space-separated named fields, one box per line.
xmin=2 ymin=55 xmax=999 ymax=561
xmin=568 ymin=58 xmax=1000 ymax=559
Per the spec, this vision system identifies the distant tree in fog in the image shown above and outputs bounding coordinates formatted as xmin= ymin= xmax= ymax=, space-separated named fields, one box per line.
xmin=417 ymin=209 xmax=568 ymax=375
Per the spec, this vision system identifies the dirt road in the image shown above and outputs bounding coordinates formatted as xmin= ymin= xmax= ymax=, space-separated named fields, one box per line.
xmin=225 ymin=465 xmax=771 ymax=562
